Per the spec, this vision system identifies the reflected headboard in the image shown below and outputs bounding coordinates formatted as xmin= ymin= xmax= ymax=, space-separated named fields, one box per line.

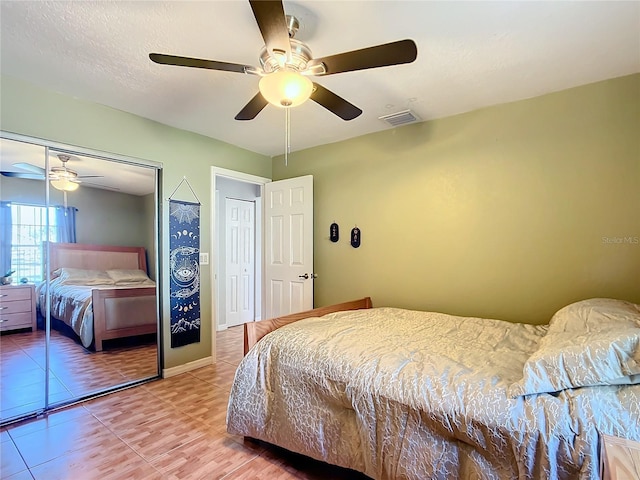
xmin=47 ymin=243 xmax=147 ymax=277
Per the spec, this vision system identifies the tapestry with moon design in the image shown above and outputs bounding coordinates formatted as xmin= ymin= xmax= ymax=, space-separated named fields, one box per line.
xmin=169 ymin=199 xmax=201 ymax=348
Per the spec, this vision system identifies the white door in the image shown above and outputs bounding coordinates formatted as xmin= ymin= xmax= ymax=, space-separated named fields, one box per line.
xmin=225 ymin=198 xmax=255 ymax=327
xmin=264 ymin=175 xmax=314 ymax=318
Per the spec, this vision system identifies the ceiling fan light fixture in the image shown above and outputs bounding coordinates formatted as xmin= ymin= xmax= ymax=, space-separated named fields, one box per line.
xmin=259 ymin=70 xmax=313 ymax=108
xmin=50 ymin=178 xmax=79 ymax=192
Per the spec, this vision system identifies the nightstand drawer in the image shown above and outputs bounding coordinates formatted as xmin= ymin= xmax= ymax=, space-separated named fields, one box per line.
xmin=0 ymin=285 xmax=37 ymax=332
xmin=0 ymin=312 xmax=34 ymax=331
xmin=0 ymin=287 xmax=32 ymax=301
xmin=0 ymin=299 xmax=32 ymax=315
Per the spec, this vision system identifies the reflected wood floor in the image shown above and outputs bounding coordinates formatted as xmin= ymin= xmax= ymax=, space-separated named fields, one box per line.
xmin=1 ymin=326 xmax=370 ymax=479
xmin=0 ymin=328 xmax=157 ymax=422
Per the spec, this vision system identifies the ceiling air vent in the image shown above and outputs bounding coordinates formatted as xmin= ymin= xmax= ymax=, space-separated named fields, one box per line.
xmin=378 ymin=109 xmax=421 ymax=127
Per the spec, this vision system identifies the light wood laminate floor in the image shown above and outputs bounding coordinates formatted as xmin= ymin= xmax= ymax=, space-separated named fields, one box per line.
xmin=1 ymin=326 xmax=370 ymax=479
xmin=1 ymin=327 xmax=157 ymax=422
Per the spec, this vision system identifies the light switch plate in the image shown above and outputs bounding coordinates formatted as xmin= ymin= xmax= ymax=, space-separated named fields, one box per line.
xmin=199 ymin=253 xmax=209 ymax=265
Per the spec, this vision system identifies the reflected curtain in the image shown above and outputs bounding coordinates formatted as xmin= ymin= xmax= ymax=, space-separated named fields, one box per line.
xmin=55 ymin=206 xmax=77 ymax=243
xmin=0 ymin=202 xmax=11 ymax=274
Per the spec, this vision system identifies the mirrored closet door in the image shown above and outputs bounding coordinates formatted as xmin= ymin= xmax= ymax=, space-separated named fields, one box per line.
xmin=0 ymin=133 xmax=161 ymax=425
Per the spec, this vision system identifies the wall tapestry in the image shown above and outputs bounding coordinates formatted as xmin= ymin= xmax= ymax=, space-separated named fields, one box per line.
xmin=169 ymin=199 xmax=201 ymax=348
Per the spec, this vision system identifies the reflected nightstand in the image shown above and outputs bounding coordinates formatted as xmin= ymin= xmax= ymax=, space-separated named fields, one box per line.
xmin=0 ymin=284 xmax=37 ymax=332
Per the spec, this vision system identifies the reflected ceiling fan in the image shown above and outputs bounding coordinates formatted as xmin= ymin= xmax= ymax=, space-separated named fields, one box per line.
xmin=149 ymin=0 xmax=418 ymax=121
xmin=1 ymin=154 xmax=105 ymax=192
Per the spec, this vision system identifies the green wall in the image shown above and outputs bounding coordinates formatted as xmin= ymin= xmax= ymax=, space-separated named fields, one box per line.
xmin=1 ymin=74 xmax=271 ymax=369
xmin=273 ymin=74 xmax=640 ymax=324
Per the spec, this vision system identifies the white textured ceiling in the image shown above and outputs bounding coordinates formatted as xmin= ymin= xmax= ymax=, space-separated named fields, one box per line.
xmin=1 ymin=1 xmax=639 ymax=159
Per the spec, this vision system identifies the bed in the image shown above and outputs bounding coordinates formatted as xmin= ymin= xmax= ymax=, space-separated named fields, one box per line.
xmin=36 ymin=242 xmax=158 ymax=351
xmin=227 ymin=297 xmax=640 ymax=479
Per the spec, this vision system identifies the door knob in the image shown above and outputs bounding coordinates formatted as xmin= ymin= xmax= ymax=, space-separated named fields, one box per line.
xmin=298 ymin=273 xmax=309 ymax=279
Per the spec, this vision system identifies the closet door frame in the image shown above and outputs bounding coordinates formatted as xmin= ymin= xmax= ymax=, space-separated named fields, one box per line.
xmin=0 ymin=131 xmax=163 ymax=426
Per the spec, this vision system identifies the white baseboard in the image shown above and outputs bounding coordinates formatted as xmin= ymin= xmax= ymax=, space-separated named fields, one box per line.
xmin=162 ymin=356 xmax=214 ymax=378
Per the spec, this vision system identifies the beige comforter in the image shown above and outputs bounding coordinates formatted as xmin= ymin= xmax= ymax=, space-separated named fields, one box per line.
xmin=226 ymin=307 xmax=640 ymax=479
xmin=37 ymin=279 xmax=105 ymax=348
xmin=36 ymin=279 xmax=154 ymax=348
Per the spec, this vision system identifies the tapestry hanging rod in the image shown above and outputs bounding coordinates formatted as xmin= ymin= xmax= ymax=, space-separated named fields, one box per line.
xmin=167 ymin=176 xmax=201 ymax=205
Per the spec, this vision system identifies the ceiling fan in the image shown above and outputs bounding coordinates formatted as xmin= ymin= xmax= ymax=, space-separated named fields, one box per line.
xmin=1 ymin=154 xmax=103 ymax=191
xmin=149 ymin=0 xmax=418 ymax=121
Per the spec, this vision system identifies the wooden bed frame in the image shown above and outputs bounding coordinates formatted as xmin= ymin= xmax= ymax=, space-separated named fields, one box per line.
xmin=47 ymin=242 xmax=158 ymax=351
xmin=244 ymin=297 xmax=373 ymax=355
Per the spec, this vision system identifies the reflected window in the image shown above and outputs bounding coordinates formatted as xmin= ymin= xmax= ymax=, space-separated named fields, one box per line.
xmin=9 ymin=203 xmax=57 ymax=282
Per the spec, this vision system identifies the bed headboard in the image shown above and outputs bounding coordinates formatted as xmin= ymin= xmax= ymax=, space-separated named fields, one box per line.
xmin=47 ymin=243 xmax=148 ymax=276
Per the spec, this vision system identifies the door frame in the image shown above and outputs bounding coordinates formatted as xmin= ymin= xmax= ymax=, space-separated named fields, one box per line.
xmin=210 ymin=167 xmax=270 ymax=360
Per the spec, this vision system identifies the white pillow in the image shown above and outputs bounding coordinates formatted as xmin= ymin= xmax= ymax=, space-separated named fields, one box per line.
xmin=510 ymin=298 xmax=640 ymax=397
xmin=107 ymin=269 xmax=153 ymax=286
xmin=57 ymin=268 xmax=114 ymax=286
xmin=509 ymin=329 xmax=640 ymax=397
xmin=548 ymin=298 xmax=640 ymax=333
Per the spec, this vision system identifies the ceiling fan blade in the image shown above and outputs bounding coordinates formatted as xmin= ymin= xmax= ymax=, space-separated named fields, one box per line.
xmin=0 ymin=171 xmax=44 ymax=180
xmin=249 ymin=0 xmax=291 ymax=60
xmin=13 ymin=162 xmax=46 ymax=175
xmin=310 ymin=83 xmax=362 ymax=121
xmin=235 ymin=92 xmax=269 ymax=121
xmin=76 ymin=175 xmax=103 ymax=179
xmin=149 ymin=53 xmax=252 ymax=74
xmin=308 ymin=39 xmax=417 ymax=76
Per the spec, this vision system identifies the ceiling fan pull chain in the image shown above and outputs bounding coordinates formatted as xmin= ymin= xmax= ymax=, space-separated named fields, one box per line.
xmin=285 ymin=107 xmax=291 ymax=166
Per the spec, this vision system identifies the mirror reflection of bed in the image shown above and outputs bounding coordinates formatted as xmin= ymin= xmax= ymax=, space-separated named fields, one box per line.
xmin=37 ymin=242 xmax=158 ymax=396
xmin=43 ymin=243 xmax=157 ymax=350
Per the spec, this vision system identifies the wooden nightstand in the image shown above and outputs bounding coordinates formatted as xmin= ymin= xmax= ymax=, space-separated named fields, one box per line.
xmin=0 ymin=284 xmax=37 ymax=333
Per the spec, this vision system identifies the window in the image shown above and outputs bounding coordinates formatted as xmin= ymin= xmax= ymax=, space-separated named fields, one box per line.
xmin=10 ymin=204 xmax=58 ymax=283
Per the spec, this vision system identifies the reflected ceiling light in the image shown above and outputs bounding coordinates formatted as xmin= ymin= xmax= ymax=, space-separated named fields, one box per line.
xmin=50 ymin=154 xmax=81 ymax=192
xmin=259 ymin=70 xmax=313 ymax=108
xmin=50 ymin=178 xmax=80 ymax=192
